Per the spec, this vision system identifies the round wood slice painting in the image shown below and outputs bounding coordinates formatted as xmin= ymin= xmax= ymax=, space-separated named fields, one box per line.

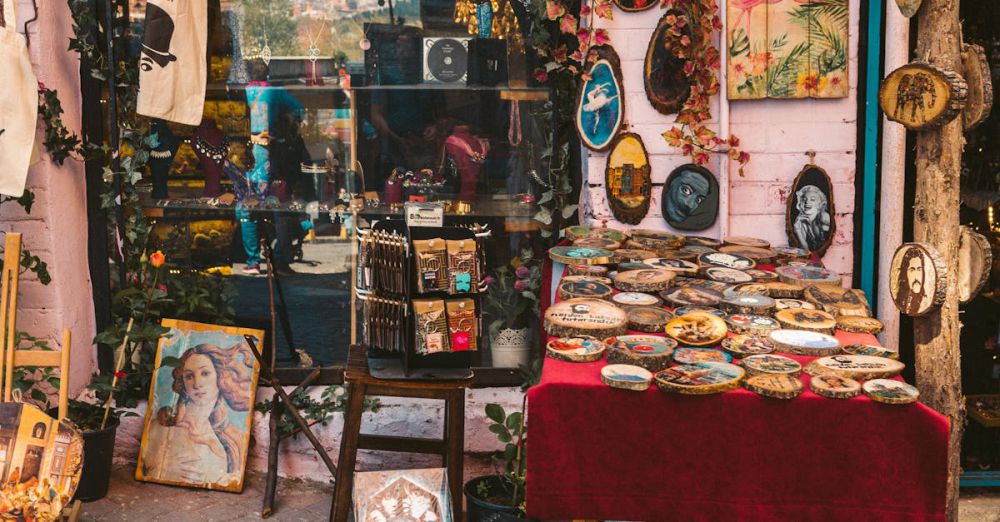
xmin=605 ymin=335 xmax=676 ymax=373
xmin=572 ymin=237 xmax=621 ymax=251
xmin=741 ymin=354 xmax=801 ymax=376
xmin=879 ymin=61 xmax=968 ymax=130
xmin=644 ymin=258 xmax=700 ymax=276
xmin=721 ymin=334 xmax=775 ymax=358
xmin=611 ymin=292 xmax=662 ymax=308
xmin=787 ymin=164 xmax=836 ymax=256
xmin=958 ymin=226 xmax=992 ymax=304
xmin=768 ymin=329 xmax=842 ymax=356
xmin=743 ymin=374 xmax=804 ymax=400
xmin=645 ymin=9 xmax=693 ymax=115
xmin=698 ymin=252 xmax=756 ymax=270
xmin=863 ymin=379 xmax=919 ymax=405
xmin=686 ymin=236 xmax=723 ymax=248
xmin=654 ymin=362 xmax=745 ymax=395
xmin=805 ymin=355 xmax=906 ymax=381
xmin=576 ymin=45 xmax=625 ymax=152
xmin=775 ymin=265 xmax=842 ymax=287
xmin=889 ymin=243 xmax=947 ymax=316
xmin=601 ymin=364 xmax=654 ymax=392
xmin=660 ymin=286 xmax=724 ymax=308
xmin=673 ymin=347 xmax=732 ymax=364
xmin=724 ymin=236 xmax=771 ymax=248
xmin=605 ymin=133 xmax=653 ymax=225
xmin=662 ymin=164 xmax=719 ymax=231
xmin=810 ymin=373 xmax=862 ymax=399
xmin=549 ymin=246 xmax=614 ymax=265
xmin=705 ymin=267 xmax=754 ymax=284
xmin=665 ymin=311 xmax=728 ymax=347
xmin=544 ymin=298 xmax=628 ymax=339
xmin=961 ymin=43 xmax=993 ymax=130
xmin=725 ymin=314 xmax=780 ymax=336
xmin=613 ymin=0 xmax=657 ymax=12
xmin=546 ymin=336 xmax=607 ymax=363
xmin=564 ymin=226 xmax=629 ymax=243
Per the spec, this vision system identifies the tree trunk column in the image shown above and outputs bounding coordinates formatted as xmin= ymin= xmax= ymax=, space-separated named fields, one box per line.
xmin=913 ymin=0 xmax=965 ymax=519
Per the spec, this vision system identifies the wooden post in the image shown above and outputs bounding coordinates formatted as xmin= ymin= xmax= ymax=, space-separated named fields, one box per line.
xmin=913 ymin=0 xmax=965 ymax=518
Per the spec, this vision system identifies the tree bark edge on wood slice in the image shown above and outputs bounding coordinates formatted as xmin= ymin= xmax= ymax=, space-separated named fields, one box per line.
xmin=960 ymin=43 xmax=993 ymax=131
xmin=879 ymin=61 xmax=968 ymax=130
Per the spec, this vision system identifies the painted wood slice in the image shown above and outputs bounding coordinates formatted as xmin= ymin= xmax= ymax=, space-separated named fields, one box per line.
xmin=774 ymin=246 xmax=811 ymax=259
xmin=762 ymin=281 xmax=806 ymax=298
xmin=673 ymin=347 xmax=732 ymax=364
xmin=549 ymin=246 xmax=614 ymax=265
xmin=863 ymin=379 xmax=919 ymax=405
xmin=680 ymin=245 xmax=718 ymax=257
xmin=775 ymin=265 xmax=842 ymax=287
xmin=744 ymin=374 xmax=804 ymax=399
xmin=605 ymin=133 xmax=653 ymax=225
xmin=774 ymin=309 xmax=838 ymax=335
xmin=626 ymin=306 xmax=675 ymax=333
xmin=630 ymin=230 xmax=687 ymax=249
xmin=645 ymin=9 xmax=693 ymax=115
xmin=720 ymin=295 xmax=776 ymax=316
xmin=725 ymin=314 xmax=780 ymax=336
xmin=880 ymin=61 xmax=968 ymax=130
xmin=803 ymin=285 xmax=871 ymax=317
xmin=616 ymin=263 xmax=654 ymax=273
xmin=662 ymin=164 xmax=719 ymax=231
xmin=546 ymin=336 xmax=607 ymax=363
xmin=720 ymin=246 xmax=778 ymax=265
xmin=577 ymin=45 xmax=625 ymax=152
xmin=721 ymin=334 xmax=776 ymax=358
xmin=665 ymin=311 xmax=729 ymax=347
xmin=895 ymin=0 xmax=922 ymax=17
xmin=704 ymin=267 xmax=754 ymax=284
xmin=805 ymin=355 xmax=906 ymax=381
xmin=836 ymin=316 xmax=885 ymax=335
xmin=769 ymin=329 xmax=842 ymax=356
xmin=613 ymin=0 xmax=657 ymax=12
xmin=654 ymin=362 xmax=745 ymax=395
xmin=660 ymin=286 xmax=724 ymax=308
xmin=774 ymin=298 xmax=816 ymax=311
xmin=810 ymin=373 xmax=862 ymax=399
xmin=564 ymin=226 xmax=628 ymax=243
xmin=614 ymin=269 xmax=676 ymax=292
xmin=573 ymin=237 xmax=621 ymax=251
xmin=544 ymin=298 xmax=628 ymax=339
xmin=601 ymin=364 xmax=653 ymax=392
xmin=557 ymin=279 xmax=614 ymax=301
xmin=723 ymin=236 xmax=771 ymax=249
xmin=698 ymin=252 xmax=756 ymax=270
xmin=958 ymin=226 xmax=992 ymax=304
xmin=724 ymin=283 xmax=770 ymax=297
xmin=561 ymin=274 xmax=614 ymax=286
xmin=612 ymin=248 xmax=659 ymax=263
xmin=843 ymin=343 xmax=899 ymax=360
xmin=686 ymin=236 xmax=723 ymax=248
xmin=889 ymin=243 xmax=947 ymax=316
xmin=611 ymin=292 xmax=663 ymax=308
xmin=674 ymin=306 xmax=727 ymax=319
xmin=961 ymin=43 xmax=993 ymax=130
xmin=567 ymin=264 xmax=610 ymax=277
xmin=643 ymin=258 xmax=700 ymax=276
xmin=787 ymin=164 xmax=836 ymax=256
xmin=605 ymin=335 xmax=677 ymax=373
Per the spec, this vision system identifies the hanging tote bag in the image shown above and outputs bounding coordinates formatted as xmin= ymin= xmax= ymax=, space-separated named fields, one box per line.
xmin=137 ymin=0 xmax=208 ymax=125
xmin=0 ymin=0 xmax=39 ymax=197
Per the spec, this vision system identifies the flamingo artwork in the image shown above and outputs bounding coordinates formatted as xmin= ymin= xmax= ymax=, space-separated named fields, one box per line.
xmin=730 ymin=0 xmax=781 ymax=36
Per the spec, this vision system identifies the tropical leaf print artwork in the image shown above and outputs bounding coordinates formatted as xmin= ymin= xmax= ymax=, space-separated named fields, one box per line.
xmin=727 ymin=0 xmax=849 ymax=99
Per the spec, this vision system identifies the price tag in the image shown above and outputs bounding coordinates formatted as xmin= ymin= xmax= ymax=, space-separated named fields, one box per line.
xmin=405 ymin=202 xmax=444 ymax=228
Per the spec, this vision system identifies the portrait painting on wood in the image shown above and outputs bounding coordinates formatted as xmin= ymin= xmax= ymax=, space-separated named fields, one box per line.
xmin=662 ymin=164 xmax=719 ymax=231
xmin=576 ymin=45 xmax=625 ymax=152
xmin=889 ymin=243 xmax=946 ymax=317
xmin=786 ymin=163 xmax=835 ymax=256
xmin=353 ymin=467 xmax=453 ymax=522
xmin=136 ymin=319 xmax=263 ymax=492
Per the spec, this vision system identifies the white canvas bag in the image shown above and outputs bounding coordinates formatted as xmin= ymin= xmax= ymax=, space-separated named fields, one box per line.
xmin=137 ymin=0 xmax=207 ymax=125
xmin=0 ymin=0 xmax=39 ymax=197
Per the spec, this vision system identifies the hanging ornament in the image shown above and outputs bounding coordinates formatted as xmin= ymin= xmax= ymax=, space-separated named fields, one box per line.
xmin=261 ymin=35 xmax=272 ymax=66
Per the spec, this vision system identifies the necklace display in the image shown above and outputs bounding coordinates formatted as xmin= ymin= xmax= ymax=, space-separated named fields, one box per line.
xmin=192 ymin=135 xmax=229 ymax=164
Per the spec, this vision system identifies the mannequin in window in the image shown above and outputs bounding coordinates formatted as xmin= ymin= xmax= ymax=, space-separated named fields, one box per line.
xmin=192 ymin=118 xmax=228 ymax=197
xmin=149 ymin=120 xmax=179 ymax=199
xmin=441 ymin=123 xmax=489 ymax=202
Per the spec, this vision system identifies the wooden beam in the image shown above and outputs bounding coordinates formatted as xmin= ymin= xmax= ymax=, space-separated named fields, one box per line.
xmin=1 ymin=233 xmax=21 ymax=402
xmin=914 ymin=0 xmax=965 ymax=519
xmin=12 ymin=350 xmax=62 ymax=367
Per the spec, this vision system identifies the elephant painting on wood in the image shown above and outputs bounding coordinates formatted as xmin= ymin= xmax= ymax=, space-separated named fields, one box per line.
xmin=880 ymin=62 xmax=968 ymax=130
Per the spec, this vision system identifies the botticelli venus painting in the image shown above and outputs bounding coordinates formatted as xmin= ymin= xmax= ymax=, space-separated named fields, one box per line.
xmin=727 ymin=0 xmax=849 ymax=99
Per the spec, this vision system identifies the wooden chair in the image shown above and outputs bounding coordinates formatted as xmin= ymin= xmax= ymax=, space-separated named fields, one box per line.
xmin=330 ymin=345 xmax=473 ymax=522
xmin=0 ymin=232 xmax=80 ymax=521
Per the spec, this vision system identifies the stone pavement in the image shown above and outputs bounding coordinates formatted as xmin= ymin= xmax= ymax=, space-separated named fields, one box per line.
xmin=79 ymin=464 xmax=1000 ymax=521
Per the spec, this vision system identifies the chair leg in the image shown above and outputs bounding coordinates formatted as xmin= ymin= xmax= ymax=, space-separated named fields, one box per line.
xmin=445 ymin=389 xmax=465 ymax=519
xmin=331 ymin=381 xmax=367 ymax=522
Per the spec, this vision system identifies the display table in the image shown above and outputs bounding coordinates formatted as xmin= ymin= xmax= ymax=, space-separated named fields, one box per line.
xmin=527 ymin=271 xmax=949 ymax=520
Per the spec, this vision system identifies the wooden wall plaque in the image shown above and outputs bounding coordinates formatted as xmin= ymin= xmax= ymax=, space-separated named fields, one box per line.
xmin=544 ymin=299 xmax=628 ymax=339
xmin=880 ymin=62 xmax=968 ymax=130
xmin=605 ymin=133 xmax=652 ymax=225
xmin=787 ymin=163 xmax=836 ymax=256
xmin=889 ymin=242 xmax=947 ymax=316
xmin=612 ymin=0 xmax=656 ymax=12
xmin=961 ymin=43 xmax=993 ymax=130
xmin=662 ymin=164 xmax=719 ymax=231
xmin=958 ymin=226 xmax=992 ymax=304
xmin=895 ymin=0 xmax=922 ymax=17
xmin=576 ymin=45 xmax=625 ymax=151
xmin=645 ymin=9 xmax=693 ymax=115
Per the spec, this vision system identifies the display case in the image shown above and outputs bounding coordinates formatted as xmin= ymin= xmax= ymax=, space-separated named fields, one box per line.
xmin=127 ymin=0 xmax=551 ymax=381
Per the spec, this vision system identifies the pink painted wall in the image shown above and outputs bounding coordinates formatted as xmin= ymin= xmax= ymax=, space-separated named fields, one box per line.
xmin=582 ymin=1 xmax=860 ymax=282
xmin=0 ymin=0 xmax=98 ymax=395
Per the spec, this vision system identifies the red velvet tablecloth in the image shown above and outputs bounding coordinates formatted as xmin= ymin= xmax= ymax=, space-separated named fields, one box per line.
xmin=527 ymin=267 xmax=949 ymax=520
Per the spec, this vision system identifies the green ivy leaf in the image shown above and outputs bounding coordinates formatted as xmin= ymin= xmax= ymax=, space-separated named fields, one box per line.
xmin=485 ymin=403 xmax=506 ymax=424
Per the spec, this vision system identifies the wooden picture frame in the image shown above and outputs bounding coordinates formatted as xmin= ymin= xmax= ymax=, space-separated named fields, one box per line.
xmin=136 ymin=319 xmax=264 ymax=492
xmin=576 ymin=45 xmax=625 ymax=152
xmin=662 ymin=163 xmax=719 ymax=231
xmin=604 ymin=132 xmax=652 ymax=225
xmin=879 ymin=61 xmax=968 ymax=130
xmin=644 ymin=9 xmax=693 ymax=115
xmin=786 ymin=163 xmax=836 ymax=257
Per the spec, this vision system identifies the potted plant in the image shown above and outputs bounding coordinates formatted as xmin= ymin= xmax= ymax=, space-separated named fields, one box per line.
xmin=484 ymin=250 xmax=541 ymax=368
xmin=465 ymin=399 xmax=528 ymax=521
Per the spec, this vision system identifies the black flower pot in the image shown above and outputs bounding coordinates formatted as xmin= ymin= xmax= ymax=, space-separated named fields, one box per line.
xmin=73 ymin=423 xmax=119 ymax=502
xmin=464 ymin=476 xmax=530 ymax=522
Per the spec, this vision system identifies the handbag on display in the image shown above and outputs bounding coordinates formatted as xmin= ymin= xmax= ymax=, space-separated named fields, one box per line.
xmin=0 ymin=0 xmax=38 ymax=197
xmin=137 ymin=0 xmax=208 ymax=125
